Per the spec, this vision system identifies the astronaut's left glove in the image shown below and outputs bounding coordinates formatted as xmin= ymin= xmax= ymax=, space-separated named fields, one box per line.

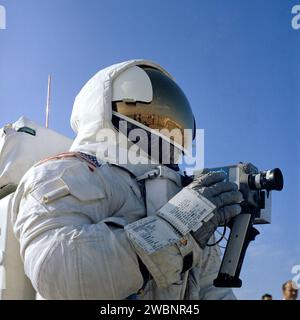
xmin=124 ymin=171 xmax=243 ymax=289
xmin=188 ymin=171 xmax=243 ymax=248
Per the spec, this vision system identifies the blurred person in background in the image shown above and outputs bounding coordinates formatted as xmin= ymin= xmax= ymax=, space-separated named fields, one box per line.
xmin=282 ymin=280 xmax=298 ymax=300
xmin=261 ymin=293 xmax=272 ymax=300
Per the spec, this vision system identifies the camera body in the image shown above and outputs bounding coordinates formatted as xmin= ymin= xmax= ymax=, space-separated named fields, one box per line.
xmin=207 ymin=162 xmax=279 ymax=224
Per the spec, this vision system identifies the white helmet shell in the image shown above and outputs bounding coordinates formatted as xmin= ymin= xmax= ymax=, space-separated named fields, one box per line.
xmin=112 ymin=66 xmax=153 ymax=103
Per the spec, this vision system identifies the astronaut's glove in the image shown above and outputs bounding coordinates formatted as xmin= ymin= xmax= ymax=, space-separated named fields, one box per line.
xmin=189 ymin=171 xmax=243 ymax=248
xmin=125 ymin=171 xmax=242 ymax=288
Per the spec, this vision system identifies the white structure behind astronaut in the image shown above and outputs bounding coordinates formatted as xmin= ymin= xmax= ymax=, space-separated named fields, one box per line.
xmin=0 ymin=117 xmax=72 ymax=299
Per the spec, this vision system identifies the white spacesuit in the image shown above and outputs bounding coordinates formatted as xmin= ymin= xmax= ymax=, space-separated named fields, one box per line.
xmin=11 ymin=59 xmax=242 ymax=300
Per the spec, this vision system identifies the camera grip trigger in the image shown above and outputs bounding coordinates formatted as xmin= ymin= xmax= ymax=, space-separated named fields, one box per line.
xmin=248 ymin=225 xmax=260 ymax=242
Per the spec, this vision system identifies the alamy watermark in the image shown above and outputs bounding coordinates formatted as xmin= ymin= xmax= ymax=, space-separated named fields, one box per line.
xmin=95 ymin=121 xmax=204 ymax=171
xmin=291 ymin=4 xmax=300 ymax=30
xmin=291 ymin=265 xmax=300 ymax=289
xmin=0 ymin=4 xmax=6 ymax=30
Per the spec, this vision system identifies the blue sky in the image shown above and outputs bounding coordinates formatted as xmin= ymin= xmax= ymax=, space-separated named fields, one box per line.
xmin=0 ymin=0 xmax=299 ymax=299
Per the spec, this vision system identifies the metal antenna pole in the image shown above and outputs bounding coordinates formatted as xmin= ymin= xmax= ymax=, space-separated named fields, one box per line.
xmin=45 ymin=75 xmax=52 ymax=128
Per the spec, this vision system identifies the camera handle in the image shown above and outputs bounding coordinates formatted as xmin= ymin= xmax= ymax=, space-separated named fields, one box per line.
xmin=213 ymin=210 xmax=259 ymax=288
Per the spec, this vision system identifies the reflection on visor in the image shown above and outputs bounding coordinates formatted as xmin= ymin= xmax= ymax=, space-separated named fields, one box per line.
xmin=113 ymin=67 xmax=195 ymax=149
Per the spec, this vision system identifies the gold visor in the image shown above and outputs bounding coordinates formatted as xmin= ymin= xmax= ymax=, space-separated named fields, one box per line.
xmin=113 ymin=67 xmax=195 ymax=150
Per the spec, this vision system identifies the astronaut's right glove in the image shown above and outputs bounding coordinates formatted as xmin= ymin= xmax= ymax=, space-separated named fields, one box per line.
xmin=187 ymin=171 xmax=243 ymax=248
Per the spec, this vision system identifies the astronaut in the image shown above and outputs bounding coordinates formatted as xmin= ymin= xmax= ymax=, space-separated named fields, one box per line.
xmin=11 ymin=60 xmax=243 ymax=300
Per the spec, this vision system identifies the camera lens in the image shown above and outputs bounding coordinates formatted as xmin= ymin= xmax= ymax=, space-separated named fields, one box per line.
xmin=248 ymin=168 xmax=283 ymax=191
